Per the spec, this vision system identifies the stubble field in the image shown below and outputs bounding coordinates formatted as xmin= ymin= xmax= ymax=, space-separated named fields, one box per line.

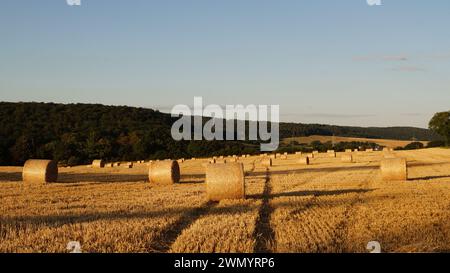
xmin=1 ymin=148 xmax=449 ymax=253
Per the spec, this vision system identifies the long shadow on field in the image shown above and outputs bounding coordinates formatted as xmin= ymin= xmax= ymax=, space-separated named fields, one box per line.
xmin=180 ymin=174 xmax=205 ymax=184
xmin=57 ymin=173 xmax=148 ymax=183
xmin=253 ymin=170 xmax=276 ymax=253
xmin=407 ymin=161 xmax=450 ymax=167
xmin=0 ymin=172 xmax=22 ymax=182
xmin=267 ymin=189 xmax=373 ymax=199
xmin=247 ymin=165 xmax=378 ymax=178
xmin=409 ymin=174 xmax=450 ymax=181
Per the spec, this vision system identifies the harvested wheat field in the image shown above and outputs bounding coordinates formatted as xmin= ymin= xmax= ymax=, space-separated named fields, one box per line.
xmin=1 ymin=149 xmax=450 ymax=253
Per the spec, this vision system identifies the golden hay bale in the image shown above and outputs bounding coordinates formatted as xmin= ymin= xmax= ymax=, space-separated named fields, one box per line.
xmin=228 ymin=157 xmax=238 ymax=163
xmin=149 ymin=160 xmax=180 ymax=184
xmin=191 ymin=157 xmax=196 ymax=161
xmin=23 ymin=159 xmax=58 ymax=183
xmin=177 ymin=158 xmax=185 ymax=163
xmin=341 ymin=154 xmax=353 ymax=163
xmin=366 ymin=148 xmax=374 ymax=152
xmin=114 ymin=162 xmax=121 ymax=167
xmin=206 ymin=162 xmax=245 ymax=201
xmin=283 ymin=152 xmax=288 ymax=156
xmin=105 ymin=163 xmax=113 ymax=168
xmin=261 ymin=157 xmax=272 ymax=167
xmin=327 ymin=150 xmax=335 ymax=153
xmin=269 ymin=154 xmax=277 ymax=159
xmin=313 ymin=150 xmax=319 ymax=154
xmin=210 ymin=158 xmax=217 ymax=164
xmin=280 ymin=155 xmax=288 ymax=160
xmin=354 ymin=149 xmax=359 ymax=152
xmin=295 ymin=151 xmax=302 ymax=155
xmin=328 ymin=152 xmax=336 ymax=158
xmin=219 ymin=156 xmax=224 ymax=159
xmin=298 ymin=157 xmax=310 ymax=165
xmin=345 ymin=149 xmax=352 ymax=153
xmin=124 ymin=162 xmax=133 ymax=168
xmin=92 ymin=159 xmax=105 ymax=168
xmin=380 ymin=158 xmax=407 ymax=181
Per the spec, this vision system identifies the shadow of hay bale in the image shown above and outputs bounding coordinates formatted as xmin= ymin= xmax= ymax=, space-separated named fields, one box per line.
xmin=0 ymin=172 xmax=22 ymax=182
xmin=57 ymin=173 xmax=148 ymax=183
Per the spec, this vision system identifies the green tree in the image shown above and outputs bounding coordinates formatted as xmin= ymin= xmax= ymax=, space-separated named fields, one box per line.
xmin=404 ymin=142 xmax=424 ymax=150
xmin=429 ymin=111 xmax=450 ymax=145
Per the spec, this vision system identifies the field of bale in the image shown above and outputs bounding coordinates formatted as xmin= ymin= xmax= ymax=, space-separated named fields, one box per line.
xmin=1 ymin=148 xmax=449 ymax=253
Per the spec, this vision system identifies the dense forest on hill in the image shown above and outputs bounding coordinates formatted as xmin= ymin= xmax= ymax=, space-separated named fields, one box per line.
xmin=0 ymin=102 xmax=440 ymax=166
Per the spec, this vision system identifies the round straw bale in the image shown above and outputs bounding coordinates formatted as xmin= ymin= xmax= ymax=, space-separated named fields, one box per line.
xmin=328 ymin=152 xmax=336 ymax=158
xmin=124 ymin=162 xmax=133 ymax=168
xmin=210 ymin=158 xmax=216 ymax=164
xmin=380 ymin=158 xmax=407 ymax=181
xmin=295 ymin=151 xmax=302 ymax=155
xmin=149 ymin=160 xmax=180 ymax=184
xmin=228 ymin=157 xmax=238 ymax=163
xmin=341 ymin=154 xmax=353 ymax=163
xmin=298 ymin=157 xmax=310 ymax=165
xmin=366 ymin=149 xmax=374 ymax=152
xmin=105 ymin=163 xmax=113 ymax=168
xmin=313 ymin=150 xmax=319 ymax=154
xmin=345 ymin=149 xmax=352 ymax=153
xmin=92 ymin=159 xmax=105 ymax=168
xmin=261 ymin=157 xmax=272 ymax=167
xmin=280 ymin=155 xmax=288 ymax=160
xmin=206 ymin=162 xmax=245 ymax=201
xmin=23 ymin=159 xmax=58 ymax=183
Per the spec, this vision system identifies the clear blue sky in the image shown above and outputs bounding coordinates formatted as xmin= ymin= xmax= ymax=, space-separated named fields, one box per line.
xmin=1 ymin=0 xmax=449 ymax=128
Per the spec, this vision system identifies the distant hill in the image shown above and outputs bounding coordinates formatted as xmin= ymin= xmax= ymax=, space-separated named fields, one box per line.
xmin=0 ymin=102 xmax=440 ymax=166
xmin=283 ymin=135 xmax=429 ymax=149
